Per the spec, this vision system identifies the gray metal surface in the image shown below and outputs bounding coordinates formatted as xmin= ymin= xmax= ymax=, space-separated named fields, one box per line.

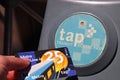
xmin=38 ymin=0 xmax=120 ymax=79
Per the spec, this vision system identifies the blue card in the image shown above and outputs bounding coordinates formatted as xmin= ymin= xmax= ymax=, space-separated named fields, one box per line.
xmin=17 ymin=47 xmax=77 ymax=80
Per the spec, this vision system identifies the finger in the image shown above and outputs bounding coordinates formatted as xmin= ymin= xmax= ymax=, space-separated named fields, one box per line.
xmin=7 ymin=71 xmax=16 ymax=80
xmin=0 ymin=64 xmax=8 ymax=80
xmin=5 ymin=56 xmax=30 ymax=71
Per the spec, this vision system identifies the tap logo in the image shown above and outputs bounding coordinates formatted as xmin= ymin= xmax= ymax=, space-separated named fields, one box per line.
xmin=55 ymin=13 xmax=107 ymax=67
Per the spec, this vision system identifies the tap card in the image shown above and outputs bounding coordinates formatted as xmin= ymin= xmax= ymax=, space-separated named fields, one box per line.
xmin=16 ymin=47 xmax=77 ymax=80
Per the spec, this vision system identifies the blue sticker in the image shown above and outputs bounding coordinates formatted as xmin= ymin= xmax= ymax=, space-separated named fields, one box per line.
xmin=18 ymin=51 xmax=37 ymax=65
xmin=55 ymin=14 xmax=107 ymax=67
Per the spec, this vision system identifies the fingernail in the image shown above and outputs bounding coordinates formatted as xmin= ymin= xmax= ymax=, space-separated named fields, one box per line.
xmin=22 ymin=58 xmax=30 ymax=65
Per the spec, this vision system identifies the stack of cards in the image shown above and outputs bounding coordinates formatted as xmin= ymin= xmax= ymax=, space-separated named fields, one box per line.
xmin=17 ymin=47 xmax=77 ymax=80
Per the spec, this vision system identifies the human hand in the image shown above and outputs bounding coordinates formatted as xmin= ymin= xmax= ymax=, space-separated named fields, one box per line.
xmin=0 ymin=55 xmax=30 ymax=80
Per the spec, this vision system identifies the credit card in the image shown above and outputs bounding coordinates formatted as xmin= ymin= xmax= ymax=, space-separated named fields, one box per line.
xmin=16 ymin=47 xmax=77 ymax=80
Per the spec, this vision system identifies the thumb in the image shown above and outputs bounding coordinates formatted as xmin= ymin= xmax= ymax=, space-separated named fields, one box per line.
xmin=3 ymin=56 xmax=30 ymax=71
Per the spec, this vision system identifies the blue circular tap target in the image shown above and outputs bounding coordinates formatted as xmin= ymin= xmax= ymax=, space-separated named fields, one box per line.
xmin=55 ymin=14 xmax=107 ymax=67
